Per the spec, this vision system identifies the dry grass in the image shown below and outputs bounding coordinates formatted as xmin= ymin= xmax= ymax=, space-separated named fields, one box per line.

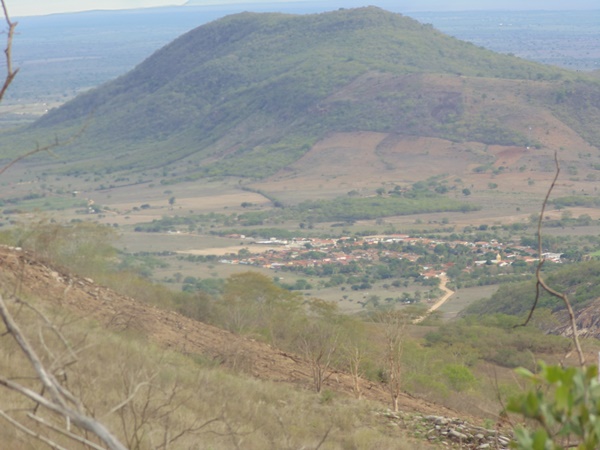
xmin=436 ymin=285 xmax=500 ymax=320
xmin=0 ymin=290 xmax=432 ymax=450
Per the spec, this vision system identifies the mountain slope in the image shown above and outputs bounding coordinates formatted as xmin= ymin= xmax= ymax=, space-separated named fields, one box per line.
xmin=6 ymin=7 xmax=599 ymax=178
xmin=463 ymin=260 xmax=600 ymax=339
xmin=0 ymin=244 xmax=458 ymax=416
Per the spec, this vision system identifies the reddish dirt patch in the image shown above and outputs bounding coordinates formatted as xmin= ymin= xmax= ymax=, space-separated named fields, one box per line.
xmin=489 ymin=146 xmax=528 ymax=167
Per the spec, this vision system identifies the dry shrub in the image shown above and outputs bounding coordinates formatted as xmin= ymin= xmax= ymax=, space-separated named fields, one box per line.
xmin=0 ymin=291 xmax=421 ymax=449
xmin=12 ymin=220 xmax=117 ymax=276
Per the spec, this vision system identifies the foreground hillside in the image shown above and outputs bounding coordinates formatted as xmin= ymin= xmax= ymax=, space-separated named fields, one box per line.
xmin=5 ymin=231 xmax=598 ymax=448
xmin=1 ymin=244 xmax=481 ymax=448
xmin=5 ymin=7 xmax=599 ymax=185
xmin=0 ymin=246 xmax=378 ymax=402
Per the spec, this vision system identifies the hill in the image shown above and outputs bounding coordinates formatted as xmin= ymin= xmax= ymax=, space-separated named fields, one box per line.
xmin=463 ymin=260 xmax=600 ymax=339
xmin=3 ymin=244 xmax=515 ymax=449
xmin=6 ymin=6 xmax=599 ymax=182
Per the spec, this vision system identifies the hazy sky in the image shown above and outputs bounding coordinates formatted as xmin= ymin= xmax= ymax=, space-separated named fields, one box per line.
xmin=9 ymin=1 xmax=185 ymax=17
xmin=9 ymin=0 xmax=599 ymax=17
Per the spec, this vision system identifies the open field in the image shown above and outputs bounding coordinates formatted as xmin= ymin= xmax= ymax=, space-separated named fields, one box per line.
xmin=437 ymin=285 xmax=500 ymax=320
xmin=3 ymin=87 xmax=600 ymax=328
xmin=4 ymin=143 xmax=600 ymax=317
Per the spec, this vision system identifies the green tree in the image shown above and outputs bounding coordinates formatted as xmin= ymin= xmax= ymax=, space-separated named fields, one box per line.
xmin=442 ymin=364 xmax=476 ymax=392
xmin=217 ymin=272 xmax=302 ymax=346
xmin=508 ymin=363 xmax=600 ymax=450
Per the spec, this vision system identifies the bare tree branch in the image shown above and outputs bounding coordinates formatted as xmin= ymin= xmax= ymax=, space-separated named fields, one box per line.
xmin=0 ymin=409 xmax=70 ymax=450
xmin=314 ymin=425 xmax=333 ymax=450
xmin=517 ymin=151 xmax=585 ymax=366
xmin=104 ymin=381 xmax=151 ymax=417
xmin=27 ymin=413 xmax=107 ymax=450
xmin=0 ymin=3 xmax=208 ymax=449
xmin=0 ymin=128 xmax=90 ymax=178
xmin=375 ymin=308 xmax=411 ymax=412
xmin=0 ymin=293 xmax=128 ymax=450
xmin=0 ymin=1 xmax=88 ymax=178
xmin=0 ymin=0 xmax=18 ymax=104
xmin=156 ymin=416 xmax=222 ymax=450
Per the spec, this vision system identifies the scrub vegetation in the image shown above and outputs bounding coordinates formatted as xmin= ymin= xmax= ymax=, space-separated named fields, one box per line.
xmin=5 ymin=7 xmax=599 ymax=180
xmin=3 ymin=5 xmax=600 ymax=449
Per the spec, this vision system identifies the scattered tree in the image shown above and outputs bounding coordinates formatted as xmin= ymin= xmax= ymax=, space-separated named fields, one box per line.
xmin=339 ymin=317 xmax=369 ymax=399
xmin=373 ymin=308 xmax=416 ymax=411
xmin=296 ymin=300 xmax=340 ymax=393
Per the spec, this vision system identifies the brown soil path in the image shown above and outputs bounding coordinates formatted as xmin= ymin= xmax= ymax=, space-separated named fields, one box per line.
xmin=413 ymin=275 xmax=454 ymax=324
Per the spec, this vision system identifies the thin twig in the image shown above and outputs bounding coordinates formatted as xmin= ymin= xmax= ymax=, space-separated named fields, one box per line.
xmin=0 ymin=410 xmax=70 ymax=450
xmin=0 ymin=130 xmax=87 ymax=178
xmin=104 ymin=382 xmax=151 ymax=417
xmin=0 ymin=295 xmax=127 ymax=450
xmin=314 ymin=425 xmax=332 ymax=450
xmin=155 ymin=417 xmax=222 ymax=450
xmin=16 ymin=298 xmax=79 ymax=369
xmin=0 ymin=294 xmax=68 ymax=409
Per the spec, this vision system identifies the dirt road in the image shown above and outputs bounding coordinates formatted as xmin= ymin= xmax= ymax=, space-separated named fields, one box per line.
xmin=413 ymin=274 xmax=454 ymax=324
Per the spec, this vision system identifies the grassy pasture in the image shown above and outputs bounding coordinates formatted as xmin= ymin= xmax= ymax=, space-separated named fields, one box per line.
xmin=1 ymin=195 xmax=86 ymax=212
xmin=436 ymin=285 xmax=500 ymax=320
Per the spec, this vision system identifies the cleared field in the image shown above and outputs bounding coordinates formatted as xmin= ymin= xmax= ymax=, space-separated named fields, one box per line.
xmin=437 ymin=285 xmax=500 ymax=320
xmin=113 ymin=232 xmax=241 ymax=253
xmin=152 ymin=256 xmax=276 ymax=284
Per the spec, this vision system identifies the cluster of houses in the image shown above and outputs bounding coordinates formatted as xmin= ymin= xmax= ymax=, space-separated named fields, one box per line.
xmin=217 ymin=234 xmax=560 ymax=277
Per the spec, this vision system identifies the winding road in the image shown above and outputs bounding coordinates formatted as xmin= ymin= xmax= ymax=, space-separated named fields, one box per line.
xmin=412 ymin=274 xmax=454 ymax=324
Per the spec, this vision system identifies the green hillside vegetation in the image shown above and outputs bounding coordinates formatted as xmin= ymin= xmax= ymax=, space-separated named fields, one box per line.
xmin=0 ymin=193 xmax=87 ymax=213
xmin=235 ymin=192 xmax=479 ymax=225
xmin=132 ymin=190 xmax=478 ymax=233
xmin=552 ymin=195 xmax=600 ymax=209
xmin=463 ymin=260 xmax=600 ymax=318
xmin=289 ymin=194 xmax=478 ymax=221
xmin=425 ymin=314 xmax=570 ymax=370
xmin=4 ymin=7 xmax=597 ymax=179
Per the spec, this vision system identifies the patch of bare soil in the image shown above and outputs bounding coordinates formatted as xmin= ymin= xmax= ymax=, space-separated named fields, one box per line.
xmin=258 ymin=128 xmax=598 ymax=208
xmin=0 ymin=246 xmax=459 ymax=418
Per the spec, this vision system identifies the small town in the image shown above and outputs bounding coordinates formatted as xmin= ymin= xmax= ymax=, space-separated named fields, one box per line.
xmin=217 ymin=233 xmax=560 ymax=278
